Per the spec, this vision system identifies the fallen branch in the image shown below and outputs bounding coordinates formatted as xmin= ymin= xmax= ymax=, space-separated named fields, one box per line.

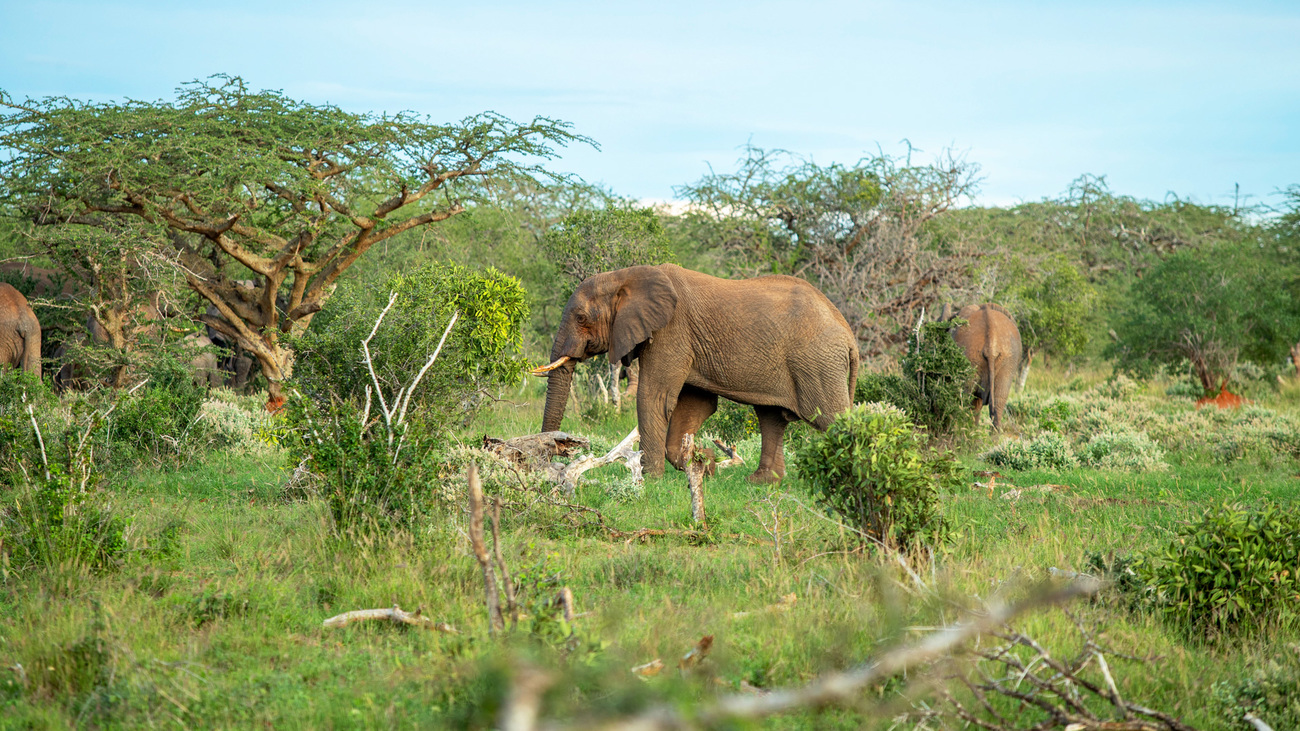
xmin=711 ymin=438 xmax=744 ymax=469
xmin=678 ymin=635 xmax=714 ymax=674
xmin=553 ymin=427 xmax=642 ymax=497
xmin=322 ymin=605 xmax=457 ymax=633
xmin=530 ymin=577 xmax=1103 ymax=730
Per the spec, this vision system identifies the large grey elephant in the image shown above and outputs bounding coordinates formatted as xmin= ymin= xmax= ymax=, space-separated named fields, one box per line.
xmin=940 ymin=303 xmax=1022 ymax=430
xmin=0 ymin=283 xmax=42 ymax=378
xmin=537 ymin=264 xmax=860 ymax=483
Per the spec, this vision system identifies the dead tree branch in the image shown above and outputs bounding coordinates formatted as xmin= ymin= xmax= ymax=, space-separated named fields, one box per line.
xmin=322 ymin=605 xmax=458 ymax=633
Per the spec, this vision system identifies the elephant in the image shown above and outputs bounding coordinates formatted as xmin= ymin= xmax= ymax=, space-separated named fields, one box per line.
xmin=0 ymin=283 xmax=42 ymax=378
xmin=537 ymin=264 xmax=860 ymax=483
xmin=939 ymin=303 xmax=1022 ymax=430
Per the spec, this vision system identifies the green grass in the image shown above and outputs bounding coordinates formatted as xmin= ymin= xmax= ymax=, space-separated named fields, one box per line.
xmin=1 ymin=372 xmax=1298 ymax=729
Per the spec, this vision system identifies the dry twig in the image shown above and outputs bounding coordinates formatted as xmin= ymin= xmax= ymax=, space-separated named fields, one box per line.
xmin=321 ymin=605 xmax=457 ymax=633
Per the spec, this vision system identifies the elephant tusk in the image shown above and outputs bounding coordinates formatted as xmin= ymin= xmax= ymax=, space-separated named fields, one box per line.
xmin=530 ymin=356 xmax=572 ymax=376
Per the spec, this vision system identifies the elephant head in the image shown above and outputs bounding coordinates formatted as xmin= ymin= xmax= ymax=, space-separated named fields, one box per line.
xmin=538 ymin=266 xmax=678 ymax=431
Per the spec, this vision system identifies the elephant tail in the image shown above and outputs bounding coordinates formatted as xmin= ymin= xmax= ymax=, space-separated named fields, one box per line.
xmin=847 ymin=343 xmax=860 ymax=404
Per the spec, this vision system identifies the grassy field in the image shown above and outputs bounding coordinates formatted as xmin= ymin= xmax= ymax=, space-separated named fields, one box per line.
xmin=1 ymin=367 xmax=1298 ymax=729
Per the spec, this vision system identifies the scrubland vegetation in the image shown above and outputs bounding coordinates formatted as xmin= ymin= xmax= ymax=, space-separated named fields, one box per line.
xmin=1 ymin=79 xmax=1299 ymax=729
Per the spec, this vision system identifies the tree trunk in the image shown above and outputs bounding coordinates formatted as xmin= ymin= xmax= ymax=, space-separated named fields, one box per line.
xmin=1292 ymin=342 xmax=1300 ymax=378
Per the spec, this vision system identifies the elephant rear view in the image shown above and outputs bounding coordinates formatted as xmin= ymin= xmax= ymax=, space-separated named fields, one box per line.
xmin=0 ymin=283 xmax=42 ymax=378
xmin=946 ymin=303 xmax=1021 ymax=430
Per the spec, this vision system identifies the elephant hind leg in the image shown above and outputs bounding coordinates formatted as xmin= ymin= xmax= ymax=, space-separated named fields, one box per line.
xmin=665 ymin=385 xmax=718 ymax=472
xmin=749 ymin=405 xmax=792 ymax=484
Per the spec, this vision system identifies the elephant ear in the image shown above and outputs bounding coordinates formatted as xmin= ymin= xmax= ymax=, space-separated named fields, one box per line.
xmin=610 ymin=266 xmax=678 ymax=364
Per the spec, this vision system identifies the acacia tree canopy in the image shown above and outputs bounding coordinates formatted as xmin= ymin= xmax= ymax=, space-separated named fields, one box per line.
xmin=0 ymin=75 xmax=590 ymax=398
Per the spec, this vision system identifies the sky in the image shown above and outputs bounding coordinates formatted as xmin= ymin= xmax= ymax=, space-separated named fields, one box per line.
xmin=2 ymin=0 xmax=1298 ymax=209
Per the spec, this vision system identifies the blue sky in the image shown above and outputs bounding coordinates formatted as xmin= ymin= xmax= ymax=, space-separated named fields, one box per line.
xmin=3 ymin=0 xmax=1297 ymax=208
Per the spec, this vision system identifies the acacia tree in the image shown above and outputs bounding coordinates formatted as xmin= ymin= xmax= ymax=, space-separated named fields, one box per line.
xmin=677 ymin=145 xmax=983 ymax=357
xmin=0 ymin=76 xmax=588 ymax=401
xmin=1112 ymin=244 xmax=1298 ymax=393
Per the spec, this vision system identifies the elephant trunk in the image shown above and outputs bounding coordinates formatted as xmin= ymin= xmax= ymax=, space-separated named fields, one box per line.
xmin=541 ymin=363 xmax=576 ymax=432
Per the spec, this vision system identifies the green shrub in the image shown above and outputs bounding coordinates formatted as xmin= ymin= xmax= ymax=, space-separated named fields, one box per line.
xmin=1078 ymin=430 xmax=1167 ymax=472
xmin=980 ymin=433 xmax=1077 ymax=471
xmin=293 ymin=261 xmax=529 ymax=425
xmin=854 ymin=320 xmax=976 ymax=439
xmin=193 ymin=390 xmax=276 ymax=455
xmin=104 ymin=357 xmax=207 ymax=466
xmin=1165 ymin=379 xmax=1201 ymax=399
xmin=0 ymin=395 xmax=128 ymax=575
xmin=704 ymin=398 xmax=760 ymax=445
xmin=1212 ymin=646 xmax=1300 ymax=731
xmin=286 ymin=262 xmax=530 ymax=537
xmin=1138 ymin=502 xmax=1300 ymax=634
xmin=794 ymin=402 xmax=958 ymax=550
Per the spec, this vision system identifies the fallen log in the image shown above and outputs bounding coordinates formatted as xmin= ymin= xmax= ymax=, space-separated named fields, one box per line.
xmin=322 ymin=605 xmax=458 ymax=633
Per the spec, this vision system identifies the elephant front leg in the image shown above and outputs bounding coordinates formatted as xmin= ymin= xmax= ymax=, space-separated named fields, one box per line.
xmin=665 ymin=386 xmax=718 ymax=472
xmin=749 ymin=405 xmax=790 ymax=484
xmin=637 ymin=389 xmax=672 ymax=478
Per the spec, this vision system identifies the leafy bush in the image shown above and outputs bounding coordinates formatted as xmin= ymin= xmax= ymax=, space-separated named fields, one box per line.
xmin=854 ymin=320 xmax=976 ymax=439
xmin=286 ymin=262 xmax=530 ymax=536
xmin=293 ymin=261 xmax=529 ymax=424
xmin=0 ymin=388 xmax=128 ymax=575
xmin=193 ymin=390 xmax=277 ymax=455
xmin=1078 ymin=430 xmax=1166 ymax=472
xmin=103 ymin=357 xmax=207 ymax=466
xmin=981 ymin=433 xmax=1077 ymax=471
xmin=1138 ymin=502 xmax=1300 ymax=634
xmin=1212 ymin=646 xmax=1300 ymax=731
xmin=1004 ymin=254 xmax=1097 ymax=362
xmin=794 ymin=402 xmax=958 ymax=550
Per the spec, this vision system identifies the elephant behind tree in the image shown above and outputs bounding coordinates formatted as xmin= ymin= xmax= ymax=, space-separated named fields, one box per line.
xmin=0 ymin=283 xmax=42 ymax=378
xmin=940 ymin=303 xmax=1021 ymax=430
xmin=537 ymin=264 xmax=859 ymax=483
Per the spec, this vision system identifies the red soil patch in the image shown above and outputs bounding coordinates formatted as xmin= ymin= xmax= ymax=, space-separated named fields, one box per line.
xmin=1195 ymin=385 xmax=1247 ymax=410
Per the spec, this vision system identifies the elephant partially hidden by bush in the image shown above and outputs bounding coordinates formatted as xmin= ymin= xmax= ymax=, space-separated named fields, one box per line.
xmin=939 ymin=303 xmax=1022 ymax=430
xmin=0 ymin=283 xmax=42 ymax=378
xmin=537 ymin=264 xmax=860 ymax=483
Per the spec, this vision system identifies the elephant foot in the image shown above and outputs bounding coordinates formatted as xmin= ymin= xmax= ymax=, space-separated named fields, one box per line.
xmin=746 ymin=469 xmax=783 ymax=485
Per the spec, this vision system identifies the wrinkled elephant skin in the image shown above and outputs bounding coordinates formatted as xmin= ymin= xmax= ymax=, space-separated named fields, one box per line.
xmin=540 ymin=264 xmax=860 ymax=483
xmin=0 ymin=283 xmax=42 ymax=378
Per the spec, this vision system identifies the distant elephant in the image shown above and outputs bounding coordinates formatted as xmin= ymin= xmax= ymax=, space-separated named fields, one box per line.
xmin=181 ymin=333 xmax=224 ymax=389
xmin=940 ymin=303 xmax=1022 ymax=430
xmin=537 ymin=264 xmax=860 ymax=483
xmin=0 ymin=283 xmax=42 ymax=378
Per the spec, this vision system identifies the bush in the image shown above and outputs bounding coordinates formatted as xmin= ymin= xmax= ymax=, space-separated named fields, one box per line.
xmin=981 ymin=433 xmax=1077 ymax=471
xmin=286 ymin=262 xmax=531 ymax=536
xmin=1138 ymin=502 xmax=1300 ymax=635
xmin=293 ymin=261 xmax=529 ymax=425
xmin=854 ymin=320 xmax=976 ymax=439
xmin=794 ymin=402 xmax=958 ymax=551
xmin=103 ymin=357 xmax=207 ymax=466
xmin=0 ymin=389 xmax=127 ymax=575
xmin=1078 ymin=430 xmax=1166 ymax=472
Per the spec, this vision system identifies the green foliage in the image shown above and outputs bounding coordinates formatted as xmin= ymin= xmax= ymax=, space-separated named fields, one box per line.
xmin=1078 ymin=430 xmax=1167 ymax=472
xmin=1112 ymin=244 xmax=1299 ymax=393
xmin=540 ymin=207 xmax=675 ymax=295
xmin=283 ymin=394 xmax=443 ymax=535
xmin=286 ymin=262 xmax=528 ymax=535
xmin=105 ymin=358 xmax=208 ymax=466
xmin=703 ymin=399 xmax=760 ymax=445
xmin=1005 ymin=255 xmax=1097 ymax=361
xmin=981 ymin=432 xmax=1078 ymax=471
xmin=294 ymin=261 xmax=530 ymax=420
xmin=1212 ymin=646 xmax=1300 ymax=731
xmin=854 ymin=320 xmax=977 ymax=439
xmin=1138 ymin=502 xmax=1300 ymax=634
xmin=794 ymin=402 xmax=958 ymax=550
xmin=0 ymin=382 xmax=127 ymax=575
